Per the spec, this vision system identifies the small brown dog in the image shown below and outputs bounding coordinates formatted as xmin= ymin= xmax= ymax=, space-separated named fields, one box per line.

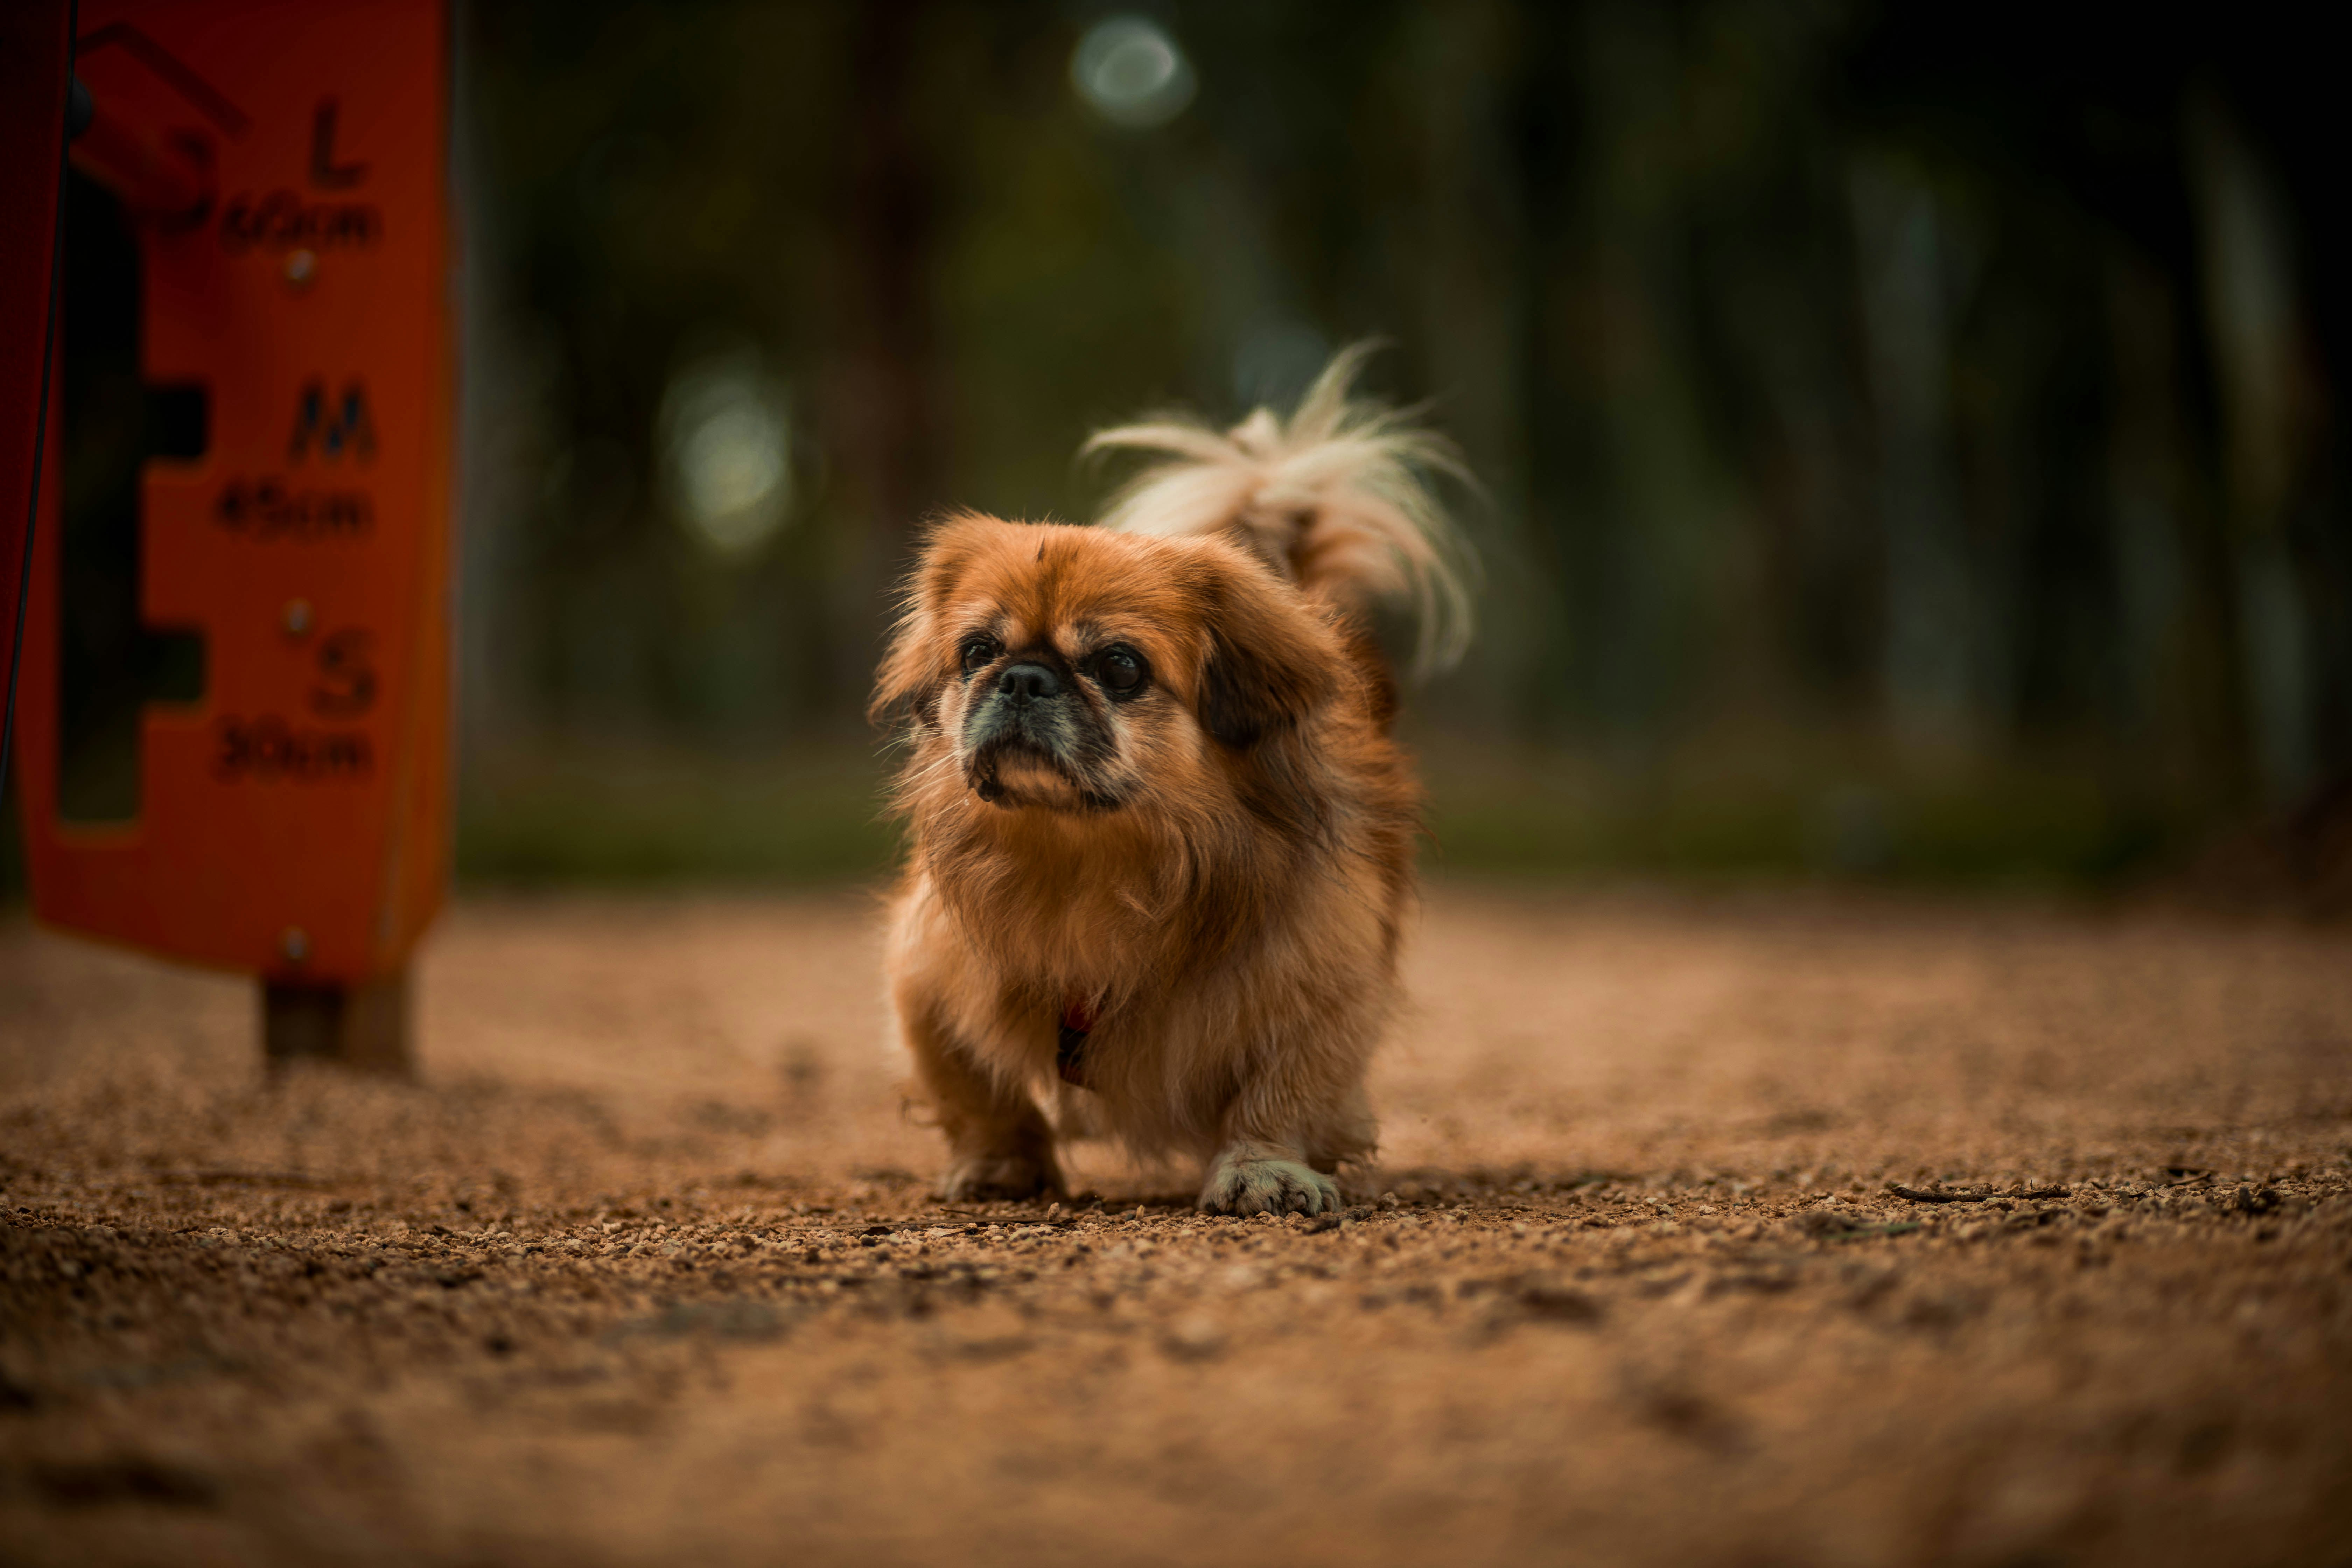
xmin=872 ymin=347 xmax=1472 ymax=1214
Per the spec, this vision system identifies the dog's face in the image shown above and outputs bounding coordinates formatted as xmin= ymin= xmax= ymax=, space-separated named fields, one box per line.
xmin=874 ymin=515 xmax=1342 ymax=817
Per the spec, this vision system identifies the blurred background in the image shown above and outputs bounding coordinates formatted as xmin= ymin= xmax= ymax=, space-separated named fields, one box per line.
xmin=14 ymin=0 xmax=2351 ymax=897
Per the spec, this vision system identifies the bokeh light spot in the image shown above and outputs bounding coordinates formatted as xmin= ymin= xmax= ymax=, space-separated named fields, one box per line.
xmin=1071 ymin=16 xmax=1197 ymax=129
xmin=659 ymin=348 xmax=792 ymax=558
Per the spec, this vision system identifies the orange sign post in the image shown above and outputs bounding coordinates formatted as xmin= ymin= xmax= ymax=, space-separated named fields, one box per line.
xmin=14 ymin=0 xmax=453 ymax=1071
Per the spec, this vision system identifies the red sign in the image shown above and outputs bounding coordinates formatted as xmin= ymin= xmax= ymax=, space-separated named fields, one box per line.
xmin=14 ymin=0 xmax=453 ymax=986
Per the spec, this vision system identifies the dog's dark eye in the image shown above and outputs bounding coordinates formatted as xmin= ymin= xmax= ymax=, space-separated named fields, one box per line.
xmin=1096 ymin=645 xmax=1148 ymax=696
xmin=959 ymin=635 xmax=999 ymax=676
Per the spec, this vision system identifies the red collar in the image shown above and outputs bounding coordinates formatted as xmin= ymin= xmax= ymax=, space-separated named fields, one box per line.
xmin=1056 ymin=995 xmax=1099 ymax=1086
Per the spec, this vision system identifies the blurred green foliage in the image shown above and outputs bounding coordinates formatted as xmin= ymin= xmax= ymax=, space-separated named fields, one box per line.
xmin=439 ymin=0 xmax=2346 ymax=891
xmin=441 ymin=733 xmax=2163 ymax=890
xmin=454 ymin=743 xmax=896 ymax=886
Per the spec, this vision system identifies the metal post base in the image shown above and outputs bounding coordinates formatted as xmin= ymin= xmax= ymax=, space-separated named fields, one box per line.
xmin=262 ymin=973 xmax=412 ymax=1075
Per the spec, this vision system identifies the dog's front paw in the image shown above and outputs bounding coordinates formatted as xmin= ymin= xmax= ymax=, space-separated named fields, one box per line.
xmin=1198 ymin=1151 xmax=1340 ymax=1216
xmin=943 ymin=1150 xmax=1062 ymax=1203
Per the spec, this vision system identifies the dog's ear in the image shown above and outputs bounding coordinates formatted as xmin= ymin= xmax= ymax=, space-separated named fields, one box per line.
xmin=870 ymin=514 xmax=995 ymax=727
xmin=1194 ymin=550 xmax=1340 ymax=749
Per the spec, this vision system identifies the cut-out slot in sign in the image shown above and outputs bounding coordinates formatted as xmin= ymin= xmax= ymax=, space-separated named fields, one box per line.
xmin=13 ymin=0 xmax=453 ymax=1072
xmin=58 ymin=169 xmax=208 ymax=826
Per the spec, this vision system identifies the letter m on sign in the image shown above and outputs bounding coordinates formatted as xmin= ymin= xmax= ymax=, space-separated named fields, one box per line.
xmin=289 ymin=380 xmax=377 ymax=462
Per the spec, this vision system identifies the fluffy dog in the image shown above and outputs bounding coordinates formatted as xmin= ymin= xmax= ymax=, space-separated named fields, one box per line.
xmin=872 ymin=347 xmax=1472 ymax=1215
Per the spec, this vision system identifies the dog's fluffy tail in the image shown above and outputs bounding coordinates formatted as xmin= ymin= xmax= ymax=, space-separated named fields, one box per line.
xmin=1083 ymin=343 xmax=1476 ymax=673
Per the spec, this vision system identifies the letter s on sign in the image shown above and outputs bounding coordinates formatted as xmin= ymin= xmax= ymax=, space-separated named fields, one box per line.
xmin=310 ymin=629 xmax=377 ymax=718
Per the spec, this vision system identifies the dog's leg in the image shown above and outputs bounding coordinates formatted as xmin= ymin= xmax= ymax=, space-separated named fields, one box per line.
xmin=1197 ymin=1049 xmax=1365 ymax=1217
xmin=903 ymin=1003 xmax=1065 ymax=1203
xmin=1199 ymin=1139 xmax=1342 ymax=1217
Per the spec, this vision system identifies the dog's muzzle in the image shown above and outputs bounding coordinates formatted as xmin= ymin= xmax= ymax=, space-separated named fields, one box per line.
xmin=964 ymin=666 xmax=1079 ymax=802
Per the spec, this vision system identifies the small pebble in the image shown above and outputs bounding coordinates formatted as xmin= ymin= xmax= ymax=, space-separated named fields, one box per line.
xmin=1163 ymin=1314 xmax=1226 ymax=1359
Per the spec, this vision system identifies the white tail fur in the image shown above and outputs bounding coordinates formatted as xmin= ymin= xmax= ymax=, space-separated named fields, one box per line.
xmin=1083 ymin=343 xmax=1477 ymax=673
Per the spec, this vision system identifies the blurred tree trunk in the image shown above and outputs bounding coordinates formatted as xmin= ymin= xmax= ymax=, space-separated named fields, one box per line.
xmin=829 ymin=0 xmax=945 ymax=716
xmin=1408 ymin=0 xmax=1542 ymax=736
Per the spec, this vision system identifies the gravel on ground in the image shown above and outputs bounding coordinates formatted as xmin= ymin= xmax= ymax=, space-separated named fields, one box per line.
xmin=2 ymin=885 xmax=2348 ymax=1566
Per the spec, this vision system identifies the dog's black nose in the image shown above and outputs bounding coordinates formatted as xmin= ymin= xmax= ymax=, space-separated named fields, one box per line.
xmin=996 ymin=663 xmax=1060 ymax=701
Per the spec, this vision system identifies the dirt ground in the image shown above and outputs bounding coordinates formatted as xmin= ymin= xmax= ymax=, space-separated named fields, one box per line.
xmin=1 ymin=884 xmax=2348 ymax=1567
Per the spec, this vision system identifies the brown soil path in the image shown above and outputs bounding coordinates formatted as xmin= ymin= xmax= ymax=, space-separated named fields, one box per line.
xmin=2 ymin=887 xmax=2349 ymax=1566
